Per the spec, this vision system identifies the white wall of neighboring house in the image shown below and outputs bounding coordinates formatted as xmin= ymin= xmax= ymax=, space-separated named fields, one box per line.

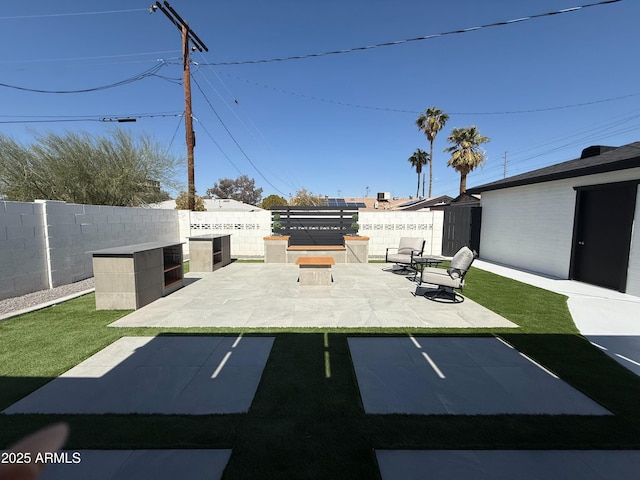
xmin=478 ymin=167 xmax=640 ymax=296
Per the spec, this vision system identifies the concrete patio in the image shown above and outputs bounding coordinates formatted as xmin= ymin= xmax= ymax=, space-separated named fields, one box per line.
xmin=109 ymin=263 xmax=517 ymax=329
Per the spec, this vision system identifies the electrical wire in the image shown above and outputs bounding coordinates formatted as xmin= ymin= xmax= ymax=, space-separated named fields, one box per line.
xmin=0 ymin=51 xmax=181 ymax=66
xmin=0 ymin=112 xmax=184 ymax=124
xmin=205 ymin=1 xmax=621 ymax=66
xmin=0 ymin=9 xmax=148 ymax=20
xmin=192 ymin=60 xmax=302 ymax=192
xmin=0 ymin=62 xmax=167 ymax=94
xmin=192 ymin=117 xmax=245 ymax=176
xmin=219 ymin=71 xmax=639 ymax=117
xmin=190 ymin=74 xmax=289 ymax=197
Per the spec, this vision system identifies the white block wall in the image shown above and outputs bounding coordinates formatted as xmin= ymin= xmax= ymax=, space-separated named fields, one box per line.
xmin=179 ymin=210 xmax=272 ymax=258
xmin=0 ymin=201 xmax=49 ymax=299
xmin=360 ymin=210 xmax=444 ymax=257
xmin=478 ymin=167 xmax=640 ymax=296
xmin=626 ymin=186 xmax=640 ymax=297
xmin=39 ymin=200 xmax=180 ymax=288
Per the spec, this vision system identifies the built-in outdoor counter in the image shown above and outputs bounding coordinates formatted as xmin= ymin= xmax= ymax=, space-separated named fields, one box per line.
xmin=188 ymin=234 xmax=231 ymax=272
xmin=89 ymin=241 xmax=184 ymax=310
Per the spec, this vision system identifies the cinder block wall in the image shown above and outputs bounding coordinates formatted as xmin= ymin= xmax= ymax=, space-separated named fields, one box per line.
xmin=39 ymin=200 xmax=180 ymax=287
xmin=0 ymin=201 xmax=49 ymax=299
xmin=360 ymin=210 xmax=444 ymax=258
xmin=180 ymin=210 xmax=271 ymax=258
xmin=0 ymin=200 xmax=180 ymax=299
xmin=177 ymin=210 xmax=443 ymax=259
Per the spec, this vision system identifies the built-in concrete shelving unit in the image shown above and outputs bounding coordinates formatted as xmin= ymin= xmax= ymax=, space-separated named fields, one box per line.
xmin=188 ymin=234 xmax=231 ymax=272
xmin=90 ymin=242 xmax=184 ymax=310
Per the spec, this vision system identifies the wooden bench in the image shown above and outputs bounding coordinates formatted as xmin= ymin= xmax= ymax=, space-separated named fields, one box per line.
xmin=295 ymin=256 xmax=335 ymax=286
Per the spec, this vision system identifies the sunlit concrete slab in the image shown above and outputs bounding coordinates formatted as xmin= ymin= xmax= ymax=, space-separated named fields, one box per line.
xmin=41 ymin=450 xmax=231 ymax=480
xmin=588 ymin=335 xmax=640 ymax=377
xmin=349 ymin=337 xmax=610 ymax=415
xmin=4 ymin=336 xmax=273 ymax=414
xmin=109 ymin=263 xmax=516 ymax=329
xmin=376 ymin=450 xmax=640 ymax=480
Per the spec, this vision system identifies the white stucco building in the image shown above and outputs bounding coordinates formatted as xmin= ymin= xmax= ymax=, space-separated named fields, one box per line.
xmin=467 ymin=143 xmax=640 ymax=297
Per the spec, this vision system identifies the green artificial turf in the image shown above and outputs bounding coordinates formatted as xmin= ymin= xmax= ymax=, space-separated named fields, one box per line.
xmin=1 ymin=267 xmax=640 ymax=479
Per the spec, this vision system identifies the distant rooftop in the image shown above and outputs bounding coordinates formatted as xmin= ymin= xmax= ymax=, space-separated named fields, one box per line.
xmin=147 ymin=198 xmax=264 ymax=212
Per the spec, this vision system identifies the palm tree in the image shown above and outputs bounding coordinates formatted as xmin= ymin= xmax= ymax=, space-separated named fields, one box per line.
xmin=416 ymin=107 xmax=449 ymax=198
xmin=407 ymin=148 xmax=429 ymax=198
xmin=444 ymin=126 xmax=490 ymax=194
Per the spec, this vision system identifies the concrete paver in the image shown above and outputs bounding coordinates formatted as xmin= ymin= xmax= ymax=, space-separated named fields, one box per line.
xmin=349 ymin=336 xmax=610 ymax=415
xmin=40 ymin=450 xmax=231 ymax=480
xmin=4 ymin=336 xmax=273 ymax=414
xmin=376 ymin=450 xmax=640 ymax=480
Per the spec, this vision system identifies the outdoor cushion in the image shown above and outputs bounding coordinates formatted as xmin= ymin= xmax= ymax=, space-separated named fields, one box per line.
xmin=397 ymin=237 xmax=424 ymax=255
xmin=420 ymin=266 xmax=462 ymax=288
xmin=419 ymin=246 xmax=476 ymax=289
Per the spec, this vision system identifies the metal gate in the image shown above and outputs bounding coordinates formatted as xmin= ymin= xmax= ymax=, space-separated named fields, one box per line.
xmin=442 ymin=205 xmax=482 ymax=256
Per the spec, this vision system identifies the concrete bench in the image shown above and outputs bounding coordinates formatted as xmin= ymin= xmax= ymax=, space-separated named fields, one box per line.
xmin=295 ymin=256 xmax=335 ymax=286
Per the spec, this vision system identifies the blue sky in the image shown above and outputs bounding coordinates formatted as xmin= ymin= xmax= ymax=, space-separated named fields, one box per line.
xmin=1 ymin=0 xmax=638 ymax=201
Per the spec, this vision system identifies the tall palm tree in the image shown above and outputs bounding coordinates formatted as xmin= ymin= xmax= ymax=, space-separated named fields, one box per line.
xmin=407 ymin=148 xmax=429 ymax=198
xmin=444 ymin=126 xmax=490 ymax=194
xmin=416 ymin=107 xmax=449 ymax=198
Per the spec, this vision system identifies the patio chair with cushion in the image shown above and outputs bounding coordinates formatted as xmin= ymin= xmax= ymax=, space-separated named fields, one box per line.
xmin=385 ymin=237 xmax=425 ymax=274
xmin=416 ymin=246 xmax=477 ymax=303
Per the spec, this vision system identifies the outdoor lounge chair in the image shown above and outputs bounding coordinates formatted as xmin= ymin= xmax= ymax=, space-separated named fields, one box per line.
xmin=385 ymin=237 xmax=425 ymax=274
xmin=417 ymin=246 xmax=476 ymax=303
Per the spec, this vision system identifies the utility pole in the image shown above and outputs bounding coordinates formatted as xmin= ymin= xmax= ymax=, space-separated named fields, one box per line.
xmin=503 ymin=151 xmax=508 ymax=179
xmin=151 ymin=1 xmax=208 ymax=211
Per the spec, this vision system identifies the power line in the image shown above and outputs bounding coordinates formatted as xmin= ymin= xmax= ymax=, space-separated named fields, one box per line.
xmin=205 ymin=0 xmax=621 ymax=66
xmin=191 ymin=74 xmax=289 ymax=197
xmin=0 ymin=112 xmax=183 ymax=124
xmin=0 ymin=51 xmax=181 ymax=66
xmin=0 ymin=62 xmax=167 ymax=94
xmin=192 ymin=117 xmax=245 ymax=177
xmin=0 ymin=9 xmax=148 ymax=20
xmin=219 ymin=71 xmax=639 ymax=116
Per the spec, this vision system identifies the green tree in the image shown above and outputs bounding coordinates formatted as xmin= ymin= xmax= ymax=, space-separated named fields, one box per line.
xmin=444 ymin=126 xmax=490 ymax=194
xmin=206 ymin=175 xmax=263 ymax=205
xmin=0 ymin=129 xmax=179 ymax=206
xmin=289 ymin=188 xmax=326 ymax=206
xmin=416 ymin=106 xmax=449 ymax=198
xmin=175 ymin=191 xmax=206 ymax=211
xmin=407 ymin=148 xmax=429 ymax=198
xmin=260 ymin=194 xmax=288 ymax=210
